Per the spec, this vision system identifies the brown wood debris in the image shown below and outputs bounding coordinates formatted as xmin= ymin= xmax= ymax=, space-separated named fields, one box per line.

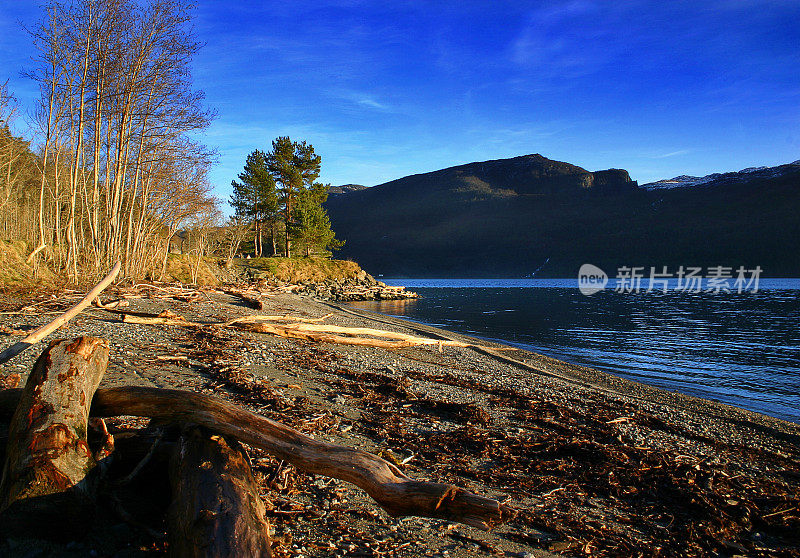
xmin=0 ymin=333 xmax=513 ymax=554
xmin=2 ymin=279 xmax=798 ymax=556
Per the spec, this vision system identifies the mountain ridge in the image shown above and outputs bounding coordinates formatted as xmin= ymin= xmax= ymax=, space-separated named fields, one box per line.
xmin=338 ymin=153 xmax=638 ymax=199
xmin=641 ymin=160 xmax=800 ymax=191
xmin=325 ymin=154 xmax=799 ymax=277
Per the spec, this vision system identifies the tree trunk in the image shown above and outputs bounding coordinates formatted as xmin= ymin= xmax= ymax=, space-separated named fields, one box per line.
xmin=168 ymin=425 xmax=272 ymax=557
xmin=256 ymin=220 xmax=263 ymax=258
xmin=0 ymin=337 xmax=109 ymax=539
xmin=252 ymin=220 xmax=259 ymax=257
xmin=32 ymin=54 xmax=57 ymax=265
xmin=284 ymin=201 xmax=291 ymax=258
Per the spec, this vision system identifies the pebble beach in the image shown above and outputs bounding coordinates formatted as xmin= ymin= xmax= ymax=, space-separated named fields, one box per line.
xmin=1 ymin=284 xmax=798 ymax=557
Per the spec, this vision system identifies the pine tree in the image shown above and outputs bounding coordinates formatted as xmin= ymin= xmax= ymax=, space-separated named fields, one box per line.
xmin=229 ymin=150 xmax=277 ymax=256
xmin=265 ymin=137 xmax=321 ymax=257
xmin=233 ymin=138 xmax=343 ymax=258
xmin=291 ymin=182 xmax=344 ymax=256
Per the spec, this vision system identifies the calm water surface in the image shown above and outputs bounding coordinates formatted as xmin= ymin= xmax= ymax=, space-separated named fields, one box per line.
xmin=348 ymin=279 xmax=800 ymax=424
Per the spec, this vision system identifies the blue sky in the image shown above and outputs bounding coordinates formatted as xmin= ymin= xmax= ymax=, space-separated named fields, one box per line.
xmin=2 ymin=0 xmax=799 ymax=203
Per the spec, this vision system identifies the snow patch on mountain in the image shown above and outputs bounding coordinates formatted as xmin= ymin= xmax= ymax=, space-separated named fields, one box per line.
xmin=641 ymin=160 xmax=800 ymax=191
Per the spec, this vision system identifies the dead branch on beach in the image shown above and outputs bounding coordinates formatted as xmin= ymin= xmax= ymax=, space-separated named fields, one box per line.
xmin=0 ymin=382 xmax=513 ymax=530
xmin=0 ymin=336 xmax=514 ymax=553
xmin=94 ymin=297 xmax=129 ymax=310
xmin=117 ymin=310 xmax=333 ymax=327
xmin=220 ymin=286 xmax=274 ymax=310
xmin=0 ymin=262 xmax=120 ymax=365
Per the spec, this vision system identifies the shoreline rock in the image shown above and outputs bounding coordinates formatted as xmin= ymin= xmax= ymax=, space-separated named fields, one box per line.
xmin=287 ymin=273 xmax=419 ymax=302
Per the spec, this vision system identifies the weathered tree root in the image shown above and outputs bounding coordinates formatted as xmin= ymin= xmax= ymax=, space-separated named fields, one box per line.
xmin=0 ymin=386 xmax=515 ymax=529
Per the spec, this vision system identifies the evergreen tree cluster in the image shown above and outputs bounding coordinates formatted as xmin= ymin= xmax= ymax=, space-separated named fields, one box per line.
xmin=230 ymin=137 xmax=343 ymax=258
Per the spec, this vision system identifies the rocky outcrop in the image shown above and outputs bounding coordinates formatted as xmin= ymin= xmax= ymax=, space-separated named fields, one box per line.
xmin=584 ymin=168 xmax=636 ymax=193
xmin=244 ymin=266 xmax=418 ymax=301
xmin=293 ymin=272 xmax=418 ymax=302
xmin=327 ymin=184 xmax=367 ymax=196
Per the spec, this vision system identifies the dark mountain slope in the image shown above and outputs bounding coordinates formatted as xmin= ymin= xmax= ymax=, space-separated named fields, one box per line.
xmin=326 ymin=155 xmax=800 ymax=277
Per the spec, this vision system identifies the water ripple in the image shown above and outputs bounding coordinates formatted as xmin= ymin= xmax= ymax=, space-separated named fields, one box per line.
xmin=350 ymin=280 xmax=800 ymax=423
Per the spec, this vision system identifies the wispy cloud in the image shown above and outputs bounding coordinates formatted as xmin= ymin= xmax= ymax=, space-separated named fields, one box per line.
xmin=357 ymin=97 xmax=387 ymax=110
xmin=181 ymin=1 xmax=800 ymax=202
xmin=328 ymin=89 xmax=393 ymax=112
xmin=650 ymin=150 xmax=690 ymax=159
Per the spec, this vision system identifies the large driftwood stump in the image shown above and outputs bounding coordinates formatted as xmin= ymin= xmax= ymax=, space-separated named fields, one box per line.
xmin=0 ymin=337 xmax=109 ymax=538
xmin=0 ymin=385 xmax=514 ymax=529
xmin=168 ymin=425 xmax=272 ymax=557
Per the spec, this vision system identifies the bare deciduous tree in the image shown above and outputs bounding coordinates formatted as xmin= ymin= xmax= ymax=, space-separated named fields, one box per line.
xmin=5 ymin=0 xmax=218 ymax=282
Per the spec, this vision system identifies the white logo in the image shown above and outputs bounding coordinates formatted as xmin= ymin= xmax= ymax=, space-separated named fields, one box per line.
xmin=578 ymin=263 xmax=608 ymax=295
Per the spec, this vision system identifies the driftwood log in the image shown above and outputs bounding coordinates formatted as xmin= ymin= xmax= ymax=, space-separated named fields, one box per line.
xmin=0 ymin=386 xmax=513 ymax=529
xmin=0 ymin=337 xmax=109 ymax=538
xmin=0 ymin=261 xmax=120 ymax=365
xmin=168 ymin=425 xmax=272 ymax=557
xmin=235 ymin=321 xmax=494 ymax=350
xmin=116 ymin=309 xmax=512 ymax=352
xmin=221 ymin=287 xmax=272 ymax=310
xmin=237 ymin=292 xmax=267 ymax=311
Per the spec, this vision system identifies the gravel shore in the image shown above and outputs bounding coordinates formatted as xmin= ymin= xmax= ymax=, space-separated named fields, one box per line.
xmin=1 ymin=286 xmax=798 ymax=557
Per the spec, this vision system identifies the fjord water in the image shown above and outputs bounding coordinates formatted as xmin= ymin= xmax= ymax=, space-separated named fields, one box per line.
xmin=349 ymin=279 xmax=800 ymax=424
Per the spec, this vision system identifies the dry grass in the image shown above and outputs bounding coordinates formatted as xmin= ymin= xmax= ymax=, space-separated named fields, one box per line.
xmin=163 ymin=254 xmax=220 ymax=286
xmin=0 ymin=240 xmax=55 ymax=291
xmin=0 ymin=246 xmax=364 ymax=290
